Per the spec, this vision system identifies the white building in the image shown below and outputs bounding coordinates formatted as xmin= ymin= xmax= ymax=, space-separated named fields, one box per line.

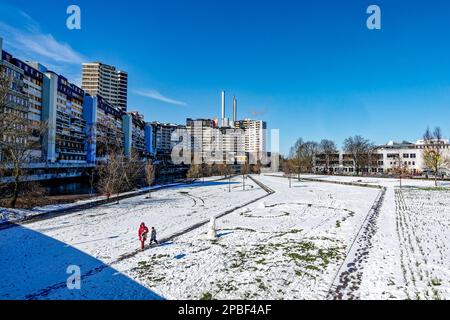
xmin=185 ymin=119 xmax=246 ymax=164
xmin=235 ymin=119 xmax=267 ymax=154
xmin=81 ymin=62 xmax=128 ymax=112
xmin=314 ymin=139 xmax=450 ymax=175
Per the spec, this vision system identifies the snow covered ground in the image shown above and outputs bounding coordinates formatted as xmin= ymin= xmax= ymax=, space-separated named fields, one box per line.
xmin=0 ymin=177 xmax=265 ymax=299
xmin=0 ymin=182 xmax=186 ymax=224
xmin=118 ymin=175 xmax=381 ymax=299
xmin=274 ymin=174 xmax=450 ymax=300
xmin=1 ymin=173 xmax=449 ymax=300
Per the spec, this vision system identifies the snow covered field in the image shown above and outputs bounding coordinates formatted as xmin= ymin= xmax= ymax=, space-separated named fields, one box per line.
xmin=119 ymin=175 xmax=381 ymax=299
xmin=1 ymin=173 xmax=449 ymax=300
xmin=277 ymin=174 xmax=450 ymax=300
xmin=0 ymin=177 xmax=266 ymax=299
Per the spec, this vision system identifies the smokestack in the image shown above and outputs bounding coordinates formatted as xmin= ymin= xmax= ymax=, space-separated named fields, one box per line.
xmin=221 ymin=90 xmax=226 ymax=126
xmin=232 ymin=96 xmax=237 ymax=124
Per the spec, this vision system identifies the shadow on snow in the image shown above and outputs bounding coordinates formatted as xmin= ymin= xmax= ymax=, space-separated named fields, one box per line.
xmin=0 ymin=224 xmax=163 ymax=300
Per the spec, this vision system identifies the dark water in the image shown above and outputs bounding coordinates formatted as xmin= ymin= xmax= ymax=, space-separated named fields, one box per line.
xmin=42 ymin=173 xmax=186 ymax=196
xmin=42 ymin=179 xmax=97 ymax=196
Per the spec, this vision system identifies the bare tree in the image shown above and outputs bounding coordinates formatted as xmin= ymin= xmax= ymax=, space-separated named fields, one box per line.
xmin=123 ymin=151 xmax=145 ymax=191
xmin=0 ymin=67 xmax=46 ymax=208
xmin=216 ymin=164 xmax=227 ymax=179
xmin=221 ymin=165 xmax=232 ymax=192
xmin=209 ymin=163 xmax=218 ymax=177
xmin=422 ymin=127 xmax=448 ymax=187
xmin=97 ymin=151 xmax=124 ymax=203
xmin=392 ymin=154 xmax=409 ymax=189
xmin=187 ymin=164 xmax=202 ymax=181
xmin=290 ymin=139 xmax=319 ymax=180
xmin=282 ymin=159 xmax=295 ymax=188
xmin=240 ymin=161 xmax=251 ymax=191
xmin=95 ymin=120 xmax=124 ymax=161
xmin=319 ymin=139 xmax=338 ymax=174
xmin=290 ymin=138 xmax=304 ymax=181
xmin=96 ymin=150 xmax=144 ymax=204
xmin=343 ymin=135 xmax=374 ymax=176
xmin=0 ymin=157 xmax=7 ymax=203
xmin=88 ymin=167 xmax=96 ymax=197
xmin=251 ymin=160 xmax=262 ymax=174
xmin=145 ymin=160 xmax=156 ymax=199
xmin=201 ymin=163 xmax=209 ymax=184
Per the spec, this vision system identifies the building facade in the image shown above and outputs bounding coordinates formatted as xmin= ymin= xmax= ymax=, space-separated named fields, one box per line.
xmin=1 ymin=45 xmax=44 ymax=161
xmin=1 ymin=38 xmax=155 ymax=182
xmin=81 ymin=62 xmax=128 ymax=112
xmin=83 ymin=94 xmax=125 ymax=163
xmin=129 ymin=111 xmax=147 ymax=157
xmin=185 ymin=118 xmax=247 ymax=164
xmin=148 ymin=122 xmax=185 ymax=159
xmin=234 ymin=119 xmax=267 ymax=154
xmin=313 ymin=139 xmax=450 ymax=175
xmin=42 ymin=71 xmax=87 ymax=163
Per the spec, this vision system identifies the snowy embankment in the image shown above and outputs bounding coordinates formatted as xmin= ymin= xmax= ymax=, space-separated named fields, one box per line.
xmin=0 ymin=176 xmax=265 ymax=299
xmin=0 ymin=182 xmax=186 ymax=225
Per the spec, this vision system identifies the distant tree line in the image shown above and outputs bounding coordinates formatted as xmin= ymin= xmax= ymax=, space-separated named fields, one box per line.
xmin=284 ymin=128 xmax=449 ymax=185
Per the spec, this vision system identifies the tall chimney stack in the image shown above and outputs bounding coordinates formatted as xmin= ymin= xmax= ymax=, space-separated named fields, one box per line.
xmin=232 ymin=96 xmax=237 ymax=125
xmin=221 ymin=90 xmax=226 ymax=126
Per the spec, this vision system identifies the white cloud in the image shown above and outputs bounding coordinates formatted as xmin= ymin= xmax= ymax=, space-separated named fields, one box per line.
xmin=0 ymin=8 xmax=85 ymax=84
xmin=134 ymin=89 xmax=187 ymax=106
xmin=0 ymin=21 xmax=85 ymax=65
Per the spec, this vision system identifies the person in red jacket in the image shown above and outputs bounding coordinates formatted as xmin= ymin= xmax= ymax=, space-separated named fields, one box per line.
xmin=138 ymin=222 xmax=149 ymax=250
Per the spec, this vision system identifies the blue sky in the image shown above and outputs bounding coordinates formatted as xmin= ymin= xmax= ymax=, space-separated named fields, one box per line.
xmin=1 ymin=0 xmax=450 ymax=154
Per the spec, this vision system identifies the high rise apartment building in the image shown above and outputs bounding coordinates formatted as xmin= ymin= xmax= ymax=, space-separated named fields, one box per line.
xmin=42 ymin=71 xmax=87 ymax=163
xmin=81 ymin=62 xmax=128 ymax=112
xmin=235 ymin=119 xmax=267 ymax=154
xmin=1 ymin=45 xmax=44 ymax=160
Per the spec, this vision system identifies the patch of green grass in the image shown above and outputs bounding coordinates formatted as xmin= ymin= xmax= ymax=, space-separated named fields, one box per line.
xmin=295 ymin=270 xmax=304 ymax=277
xmin=418 ymin=187 xmax=450 ymax=192
xmin=200 ymin=292 xmax=214 ymax=300
xmin=431 ymin=278 xmax=442 ymax=286
xmin=233 ymin=227 xmax=257 ymax=232
xmin=305 ymin=265 xmax=321 ymax=272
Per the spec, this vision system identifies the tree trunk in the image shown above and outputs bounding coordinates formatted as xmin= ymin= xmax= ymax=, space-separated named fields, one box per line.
xmin=242 ymin=175 xmax=245 ymax=191
xmin=9 ymin=164 xmax=20 ymax=208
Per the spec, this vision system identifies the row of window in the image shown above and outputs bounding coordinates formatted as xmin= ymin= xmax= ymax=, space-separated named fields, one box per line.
xmin=7 ymin=93 xmax=28 ymax=107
